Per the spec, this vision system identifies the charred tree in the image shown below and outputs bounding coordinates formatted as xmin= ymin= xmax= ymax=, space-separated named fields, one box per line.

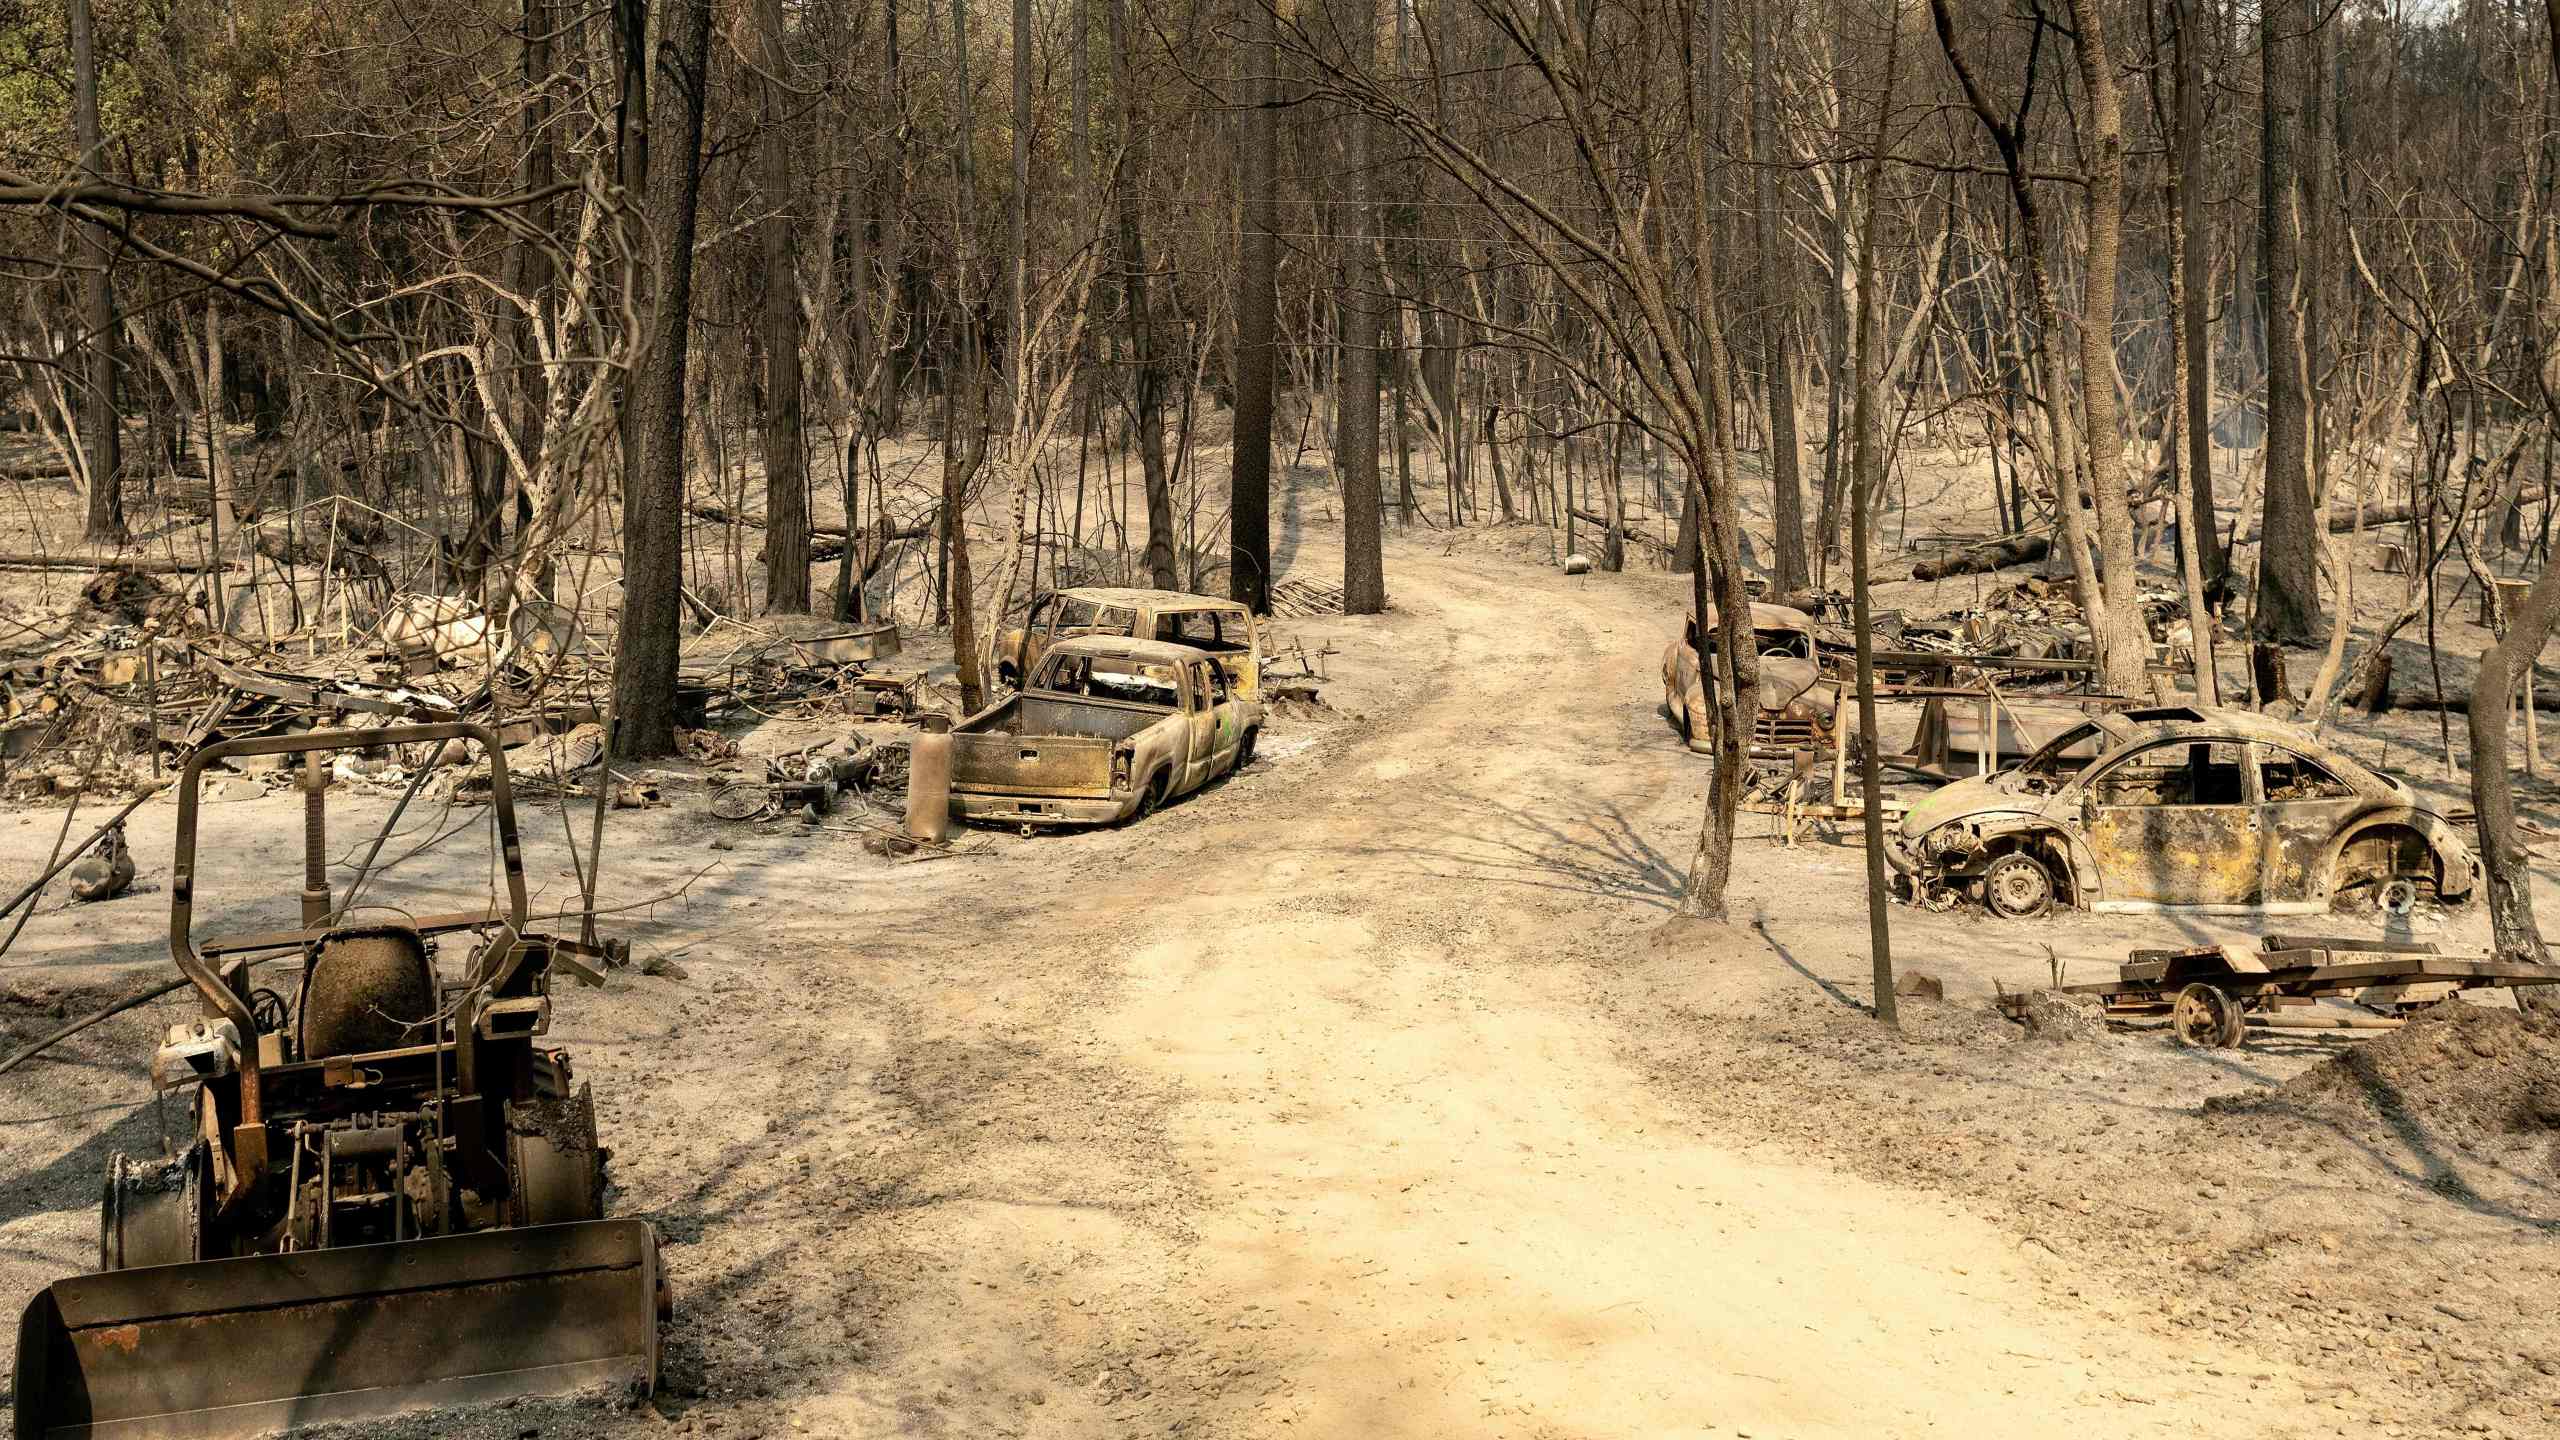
xmin=1231 ymin=0 xmax=1278 ymax=613
xmin=1751 ymin=0 xmax=1807 ymax=596
xmin=1111 ymin=0 xmax=1178 ymax=590
xmin=2165 ymin=0 xmax=2220 ymax=702
xmin=610 ymin=0 xmax=716 ymax=760
xmin=2174 ymin=0 xmax=2223 ymax=590
xmin=1337 ymin=0 xmax=1386 ymax=614
xmin=70 ymin=0 xmax=123 ymax=542
xmin=754 ymin=0 xmax=811 ymax=613
xmin=2256 ymin=0 xmax=2321 ymax=644
xmin=2060 ymin=0 xmax=2153 ymax=699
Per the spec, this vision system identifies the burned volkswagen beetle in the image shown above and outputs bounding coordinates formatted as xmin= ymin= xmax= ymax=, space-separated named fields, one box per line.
xmin=1886 ymin=706 xmax=2479 ymax=918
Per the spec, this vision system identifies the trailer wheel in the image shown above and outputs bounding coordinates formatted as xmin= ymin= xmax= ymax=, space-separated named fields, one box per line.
xmin=2171 ymin=983 xmax=2247 ymax=1049
xmin=1981 ymin=851 xmax=2054 ymax=919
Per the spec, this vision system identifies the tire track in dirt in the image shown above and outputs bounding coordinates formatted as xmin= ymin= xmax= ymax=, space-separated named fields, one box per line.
xmin=1061 ymin=547 xmax=2347 ymax=1439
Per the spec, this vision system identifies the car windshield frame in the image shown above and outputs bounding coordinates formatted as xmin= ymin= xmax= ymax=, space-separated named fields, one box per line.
xmin=2014 ymin=721 xmax=2105 ymax=787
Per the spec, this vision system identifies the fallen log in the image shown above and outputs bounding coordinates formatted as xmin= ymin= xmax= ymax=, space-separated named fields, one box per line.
xmin=0 ymin=553 xmax=236 ymax=574
xmin=805 ymin=521 xmax=934 ymax=566
xmin=2235 ymin=486 xmax=2558 ymax=544
xmin=1 ymin=462 xmax=76 ymax=482
xmin=2399 ymin=691 xmax=2560 ymax=716
xmin=1912 ymin=534 xmax=2051 ymax=581
xmin=687 ymin=502 xmax=850 ymax=539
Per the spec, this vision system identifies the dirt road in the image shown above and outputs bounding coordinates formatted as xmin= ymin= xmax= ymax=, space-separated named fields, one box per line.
xmin=0 ymin=534 xmax=2389 ymax=1438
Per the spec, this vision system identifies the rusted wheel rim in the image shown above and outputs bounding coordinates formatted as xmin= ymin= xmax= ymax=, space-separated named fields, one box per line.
xmin=1982 ymin=854 xmax=2052 ymax=919
xmin=2172 ymin=982 xmax=2243 ymax=1048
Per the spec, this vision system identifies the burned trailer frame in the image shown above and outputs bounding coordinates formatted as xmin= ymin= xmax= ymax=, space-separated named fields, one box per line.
xmin=2007 ymin=936 xmax=2560 ymax=1048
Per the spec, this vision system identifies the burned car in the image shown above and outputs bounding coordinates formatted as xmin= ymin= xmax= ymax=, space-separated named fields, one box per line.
xmin=995 ymin=586 xmax=1263 ymax=701
xmin=1661 ymin=602 xmax=1839 ymax=756
xmin=1887 ymin=706 xmax=2480 ymax=918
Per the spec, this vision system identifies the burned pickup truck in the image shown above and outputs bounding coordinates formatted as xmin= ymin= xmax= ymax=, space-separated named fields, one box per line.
xmin=1887 ymin=706 xmax=2480 ymax=918
xmin=1660 ymin=602 xmax=1839 ymax=757
xmin=950 ymin=636 xmax=1262 ymax=830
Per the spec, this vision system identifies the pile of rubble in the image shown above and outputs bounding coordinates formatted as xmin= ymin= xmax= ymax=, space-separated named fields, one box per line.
xmin=0 ymin=561 xmax=922 ymax=805
xmin=1898 ymin=574 xmax=2191 ymax=662
xmin=2206 ymin=1000 xmax=2560 ymax=1161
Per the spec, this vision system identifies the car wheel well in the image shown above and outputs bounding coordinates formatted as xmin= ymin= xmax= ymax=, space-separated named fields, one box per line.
xmin=1978 ymin=830 xmax=2078 ymax=907
xmin=2333 ymin=822 xmax=2440 ymax=896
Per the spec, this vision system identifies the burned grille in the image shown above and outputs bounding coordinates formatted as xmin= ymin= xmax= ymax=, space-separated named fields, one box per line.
xmin=1754 ymin=714 xmax=1824 ymax=749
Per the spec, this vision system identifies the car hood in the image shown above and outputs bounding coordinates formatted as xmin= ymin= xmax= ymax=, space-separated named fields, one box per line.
xmin=1896 ymin=774 xmax=2041 ymax=838
xmin=1759 ymin=656 xmax=1824 ymax=711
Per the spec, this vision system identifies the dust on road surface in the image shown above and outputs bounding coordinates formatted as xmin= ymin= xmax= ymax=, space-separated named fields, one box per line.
xmin=0 ymin=534 xmax=2402 ymax=1439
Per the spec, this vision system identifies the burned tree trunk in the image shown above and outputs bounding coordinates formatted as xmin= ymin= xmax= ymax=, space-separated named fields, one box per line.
xmin=1230 ymin=0 xmax=1278 ymax=613
xmin=1751 ymin=0 xmax=1807 ymax=596
xmin=1337 ymin=0 xmax=1387 ymax=615
xmin=1911 ymin=532 xmax=2049 ymax=580
xmin=2470 ymin=564 xmax=2560 ymax=999
xmin=2255 ymin=0 xmax=2321 ymax=644
xmin=70 ymin=0 xmax=123 ymax=543
xmin=754 ymin=0 xmax=810 ymax=613
xmin=1110 ymin=0 xmax=1178 ymax=591
xmin=610 ymin=0 xmax=716 ymax=760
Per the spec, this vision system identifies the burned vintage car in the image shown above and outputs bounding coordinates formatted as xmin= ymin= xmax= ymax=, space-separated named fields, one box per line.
xmin=1661 ymin=602 xmax=1839 ymax=756
xmin=1887 ymin=706 xmax=2480 ymax=918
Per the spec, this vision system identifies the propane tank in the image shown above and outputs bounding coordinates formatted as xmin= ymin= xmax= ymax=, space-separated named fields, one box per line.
xmin=904 ymin=730 xmax=954 ymax=844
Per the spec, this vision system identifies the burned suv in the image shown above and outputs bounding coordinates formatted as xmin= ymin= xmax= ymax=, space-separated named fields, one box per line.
xmin=1887 ymin=706 xmax=2479 ymax=918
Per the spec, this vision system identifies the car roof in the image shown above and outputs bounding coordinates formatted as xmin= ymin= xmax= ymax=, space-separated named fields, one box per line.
xmin=2082 ymin=705 xmax=2394 ymax=785
xmin=1043 ymin=635 xmax=1221 ymax=666
xmin=1696 ymin=602 xmax=1815 ymax=631
xmin=1054 ymin=586 xmax=1245 ymax=613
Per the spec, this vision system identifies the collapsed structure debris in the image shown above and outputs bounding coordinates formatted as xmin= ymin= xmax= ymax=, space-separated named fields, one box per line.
xmin=707 ymin=737 xmax=913 ymax=824
xmin=1 ymin=549 xmax=917 ymax=806
xmin=675 ymin=619 xmax=918 ymax=726
xmin=1896 ymin=573 xmax=2190 ymax=664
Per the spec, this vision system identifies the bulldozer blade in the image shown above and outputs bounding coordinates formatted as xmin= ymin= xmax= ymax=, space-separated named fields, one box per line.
xmin=14 ymin=1219 xmax=661 ymax=1440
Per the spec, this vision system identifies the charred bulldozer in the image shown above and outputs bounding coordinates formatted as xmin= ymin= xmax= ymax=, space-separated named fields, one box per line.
xmin=14 ymin=724 xmax=664 ymax=1440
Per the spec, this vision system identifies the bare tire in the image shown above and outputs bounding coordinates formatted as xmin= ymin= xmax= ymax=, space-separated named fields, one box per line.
xmin=1238 ymin=730 xmax=1259 ymax=766
xmin=1981 ymin=851 xmax=2055 ymax=920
